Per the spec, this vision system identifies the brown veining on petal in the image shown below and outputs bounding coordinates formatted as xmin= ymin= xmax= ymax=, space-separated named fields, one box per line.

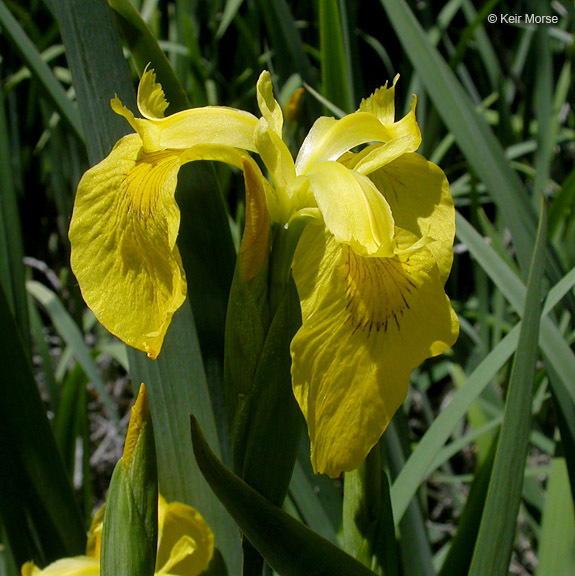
xmin=121 ymin=150 xmax=182 ymax=218
xmin=344 ymin=246 xmax=416 ymax=337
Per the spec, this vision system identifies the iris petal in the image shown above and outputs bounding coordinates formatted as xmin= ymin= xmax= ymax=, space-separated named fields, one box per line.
xmin=69 ymin=134 xmax=186 ymax=359
xmin=370 ymin=153 xmax=455 ymax=283
xmin=137 ymin=66 xmax=169 ymax=120
xmin=295 ymin=113 xmax=393 ymax=174
xmin=291 ymin=226 xmax=458 ymax=477
xmin=256 ymin=71 xmax=283 ymax=137
xmin=359 ymin=76 xmax=421 ymax=150
xmin=156 ymin=495 xmax=214 ymax=576
xmin=20 ymin=558 xmax=100 ymax=576
xmin=307 ymin=162 xmax=395 ymax=257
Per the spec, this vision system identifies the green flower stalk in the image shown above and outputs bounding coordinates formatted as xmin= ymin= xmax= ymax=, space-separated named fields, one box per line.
xmin=69 ymin=68 xmax=458 ymax=478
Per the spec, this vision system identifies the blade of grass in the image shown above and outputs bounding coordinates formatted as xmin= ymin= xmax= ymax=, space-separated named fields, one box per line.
xmin=287 ymin=460 xmax=340 ymax=546
xmin=438 ymin=436 xmax=498 ymax=576
xmin=216 ymin=0 xmax=245 ymax=39
xmin=391 ymin=243 xmax=575 ymax=526
xmin=27 ymin=280 xmax=119 ymax=423
xmin=0 ymin=79 xmax=29 ymax=344
xmin=379 ymin=0 xmax=570 ymax=296
xmin=0 ymin=0 xmax=83 ymax=140
xmin=385 ymin=418 xmax=435 ymax=576
xmin=536 ymin=457 xmax=575 ymax=576
xmin=468 ymin=201 xmax=547 ymax=576
xmin=391 ymin=325 xmax=518 ymax=526
xmin=320 ymin=0 xmax=354 ymax=113
xmin=532 ymin=16 xmax=554 ymax=199
xmin=455 ymin=213 xmax=575 ymax=406
xmin=0 ymin=281 xmax=86 ymax=566
xmin=255 ymin=0 xmax=314 ymax=84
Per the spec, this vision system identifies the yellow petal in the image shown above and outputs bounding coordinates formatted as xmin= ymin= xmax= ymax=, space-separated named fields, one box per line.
xmin=342 ymin=136 xmax=416 ymax=176
xmin=358 ymin=75 xmax=399 ymax=124
xmin=256 ymin=71 xmax=283 ymax=137
xmin=291 ymin=226 xmax=458 ymax=477
xmin=295 ymin=113 xmax=393 ymax=174
xmin=359 ymin=76 xmax=421 ymax=150
xmin=21 ymin=562 xmax=40 ymax=576
xmin=254 ymin=118 xmax=305 ymax=224
xmin=21 ymin=558 xmax=99 ymax=576
xmin=156 ymin=496 xmax=214 ymax=576
xmin=138 ymin=66 xmax=169 ymax=120
xmin=157 ymin=536 xmax=197 ymax=574
xmin=369 ymin=153 xmax=455 ymax=283
xmin=111 ymin=95 xmax=258 ymax=154
xmin=69 ymin=134 xmax=186 ymax=359
xmin=307 ymin=162 xmax=395 ymax=257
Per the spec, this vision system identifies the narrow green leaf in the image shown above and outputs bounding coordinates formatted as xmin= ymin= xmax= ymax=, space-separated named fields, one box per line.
xmin=52 ymin=0 xmax=135 ymax=165
xmin=391 ymin=325 xmax=518 ymax=526
xmin=438 ymin=438 xmax=498 ymax=576
xmin=53 ymin=363 xmax=88 ymax=480
xmin=0 ymin=0 xmax=83 ymax=140
xmin=456 ymin=212 xmax=575 ymax=408
xmin=0 ymin=80 xmax=29 ymax=344
xmin=532 ymin=13 xmax=554 ymax=199
xmin=216 ymin=0 xmax=246 ymax=39
xmin=379 ymin=0 xmax=569 ymax=295
xmin=468 ymin=202 xmax=547 ymax=576
xmin=391 ymin=253 xmax=575 ymax=526
xmin=548 ymin=169 xmax=575 ymax=239
xmin=536 ymin=458 xmax=575 ymax=576
xmin=320 ymin=0 xmax=354 ymax=113
xmin=255 ymin=0 xmax=314 ymax=84
xmin=385 ymin=418 xmax=435 ymax=576
xmin=288 ymin=458 xmax=340 ymax=546
xmin=27 ymin=280 xmax=119 ymax=423
xmin=190 ymin=416 xmax=379 ymax=576
xmin=234 ymin=279 xmax=303 ymax=506
xmin=0 ymin=281 xmax=86 ymax=566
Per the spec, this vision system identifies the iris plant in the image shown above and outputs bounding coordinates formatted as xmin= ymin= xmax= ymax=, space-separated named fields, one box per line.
xmin=69 ymin=69 xmax=458 ymax=477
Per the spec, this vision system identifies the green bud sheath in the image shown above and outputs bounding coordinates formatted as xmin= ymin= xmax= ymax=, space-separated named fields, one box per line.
xmin=101 ymin=384 xmax=158 ymax=576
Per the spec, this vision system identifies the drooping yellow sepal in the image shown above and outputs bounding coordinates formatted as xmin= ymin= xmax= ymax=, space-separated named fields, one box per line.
xmin=69 ymin=135 xmax=187 ymax=359
xmin=291 ymin=226 xmax=458 ymax=477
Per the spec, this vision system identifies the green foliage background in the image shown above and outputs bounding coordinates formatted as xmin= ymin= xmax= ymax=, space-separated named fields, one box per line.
xmin=1 ymin=0 xmax=574 ymax=575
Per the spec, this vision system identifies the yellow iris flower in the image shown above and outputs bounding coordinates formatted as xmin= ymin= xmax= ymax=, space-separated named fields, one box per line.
xmin=69 ymin=67 xmax=258 ymax=359
xmin=69 ymin=69 xmax=458 ymax=477
xmin=252 ymin=73 xmax=458 ymax=476
xmin=21 ymin=494 xmax=214 ymax=576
